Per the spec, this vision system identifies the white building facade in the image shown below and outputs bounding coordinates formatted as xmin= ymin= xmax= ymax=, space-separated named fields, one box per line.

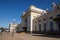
xmin=9 ymin=22 xmax=17 ymax=32
xmin=33 ymin=3 xmax=60 ymax=34
xmin=21 ymin=5 xmax=46 ymax=33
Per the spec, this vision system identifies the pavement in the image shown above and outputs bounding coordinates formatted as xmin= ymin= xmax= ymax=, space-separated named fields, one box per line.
xmin=0 ymin=32 xmax=60 ymax=40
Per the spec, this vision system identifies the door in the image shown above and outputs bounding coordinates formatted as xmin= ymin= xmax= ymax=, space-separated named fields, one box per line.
xmin=44 ymin=23 xmax=46 ymax=32
xmin=39 ymin=24 xmax=41 ymax=32
xmin=58 ymin=21 xmax=60 ymax=32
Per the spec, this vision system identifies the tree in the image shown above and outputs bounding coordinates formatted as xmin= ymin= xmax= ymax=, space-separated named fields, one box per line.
xmin=0 ymin=27 xmax=5 ymax=31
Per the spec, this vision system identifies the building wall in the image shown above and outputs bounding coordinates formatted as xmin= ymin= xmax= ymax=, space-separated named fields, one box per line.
xmin=30 ymin=12 xmax=42 ymax=33
xmin=52 ymin=10 xmax=60 ymax=31
xmin=21 ymin=3 xmax=60 ymax=33
xmin=21 ymin=5 xmax=46 ymax=33
xmin=9 ymin=24 xmax=17 ymax=32
xmin=22 ymin=12 xmax=31 ymax=32
xmin=33 ymin=9 xmax=60 ymax=33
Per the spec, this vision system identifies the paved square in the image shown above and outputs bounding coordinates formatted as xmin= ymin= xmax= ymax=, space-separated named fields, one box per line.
xmin=0 ymin=32 xmax=60 ymax=40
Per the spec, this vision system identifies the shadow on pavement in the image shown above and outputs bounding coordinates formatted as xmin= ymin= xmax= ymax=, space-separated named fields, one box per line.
xmin=32 ymin=34 xmax=60 ymax=38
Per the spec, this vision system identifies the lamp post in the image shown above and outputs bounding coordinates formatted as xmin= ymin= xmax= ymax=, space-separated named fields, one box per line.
xmin=13 ymin=19 xmax=16 ymax=25
xmin=11 ymin=19 xmax=16 ymax=37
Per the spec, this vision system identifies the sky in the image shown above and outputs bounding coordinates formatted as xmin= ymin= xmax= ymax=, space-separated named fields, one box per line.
xmin=0 ymin=0 xmax=59 ymax=28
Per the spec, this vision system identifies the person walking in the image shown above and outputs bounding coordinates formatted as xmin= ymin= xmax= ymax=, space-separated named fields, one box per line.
xmin=11 ymin=30 xmax=15 ymax=37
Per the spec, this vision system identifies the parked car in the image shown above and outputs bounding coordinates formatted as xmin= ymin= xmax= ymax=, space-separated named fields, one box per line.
xmin=0 ymin=30 xmax=1 ymax=32
xmin=5 ymin=30 xmax=10 ymax=32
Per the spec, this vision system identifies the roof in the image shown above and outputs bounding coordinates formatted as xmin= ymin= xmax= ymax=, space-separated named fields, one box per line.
xmin=22 ymin=5 xmax=47 ymax=17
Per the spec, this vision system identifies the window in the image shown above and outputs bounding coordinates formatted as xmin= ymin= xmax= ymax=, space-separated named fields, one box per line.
xmin=29 ymin=23 xmax=30 ymax=30
xmin=44 ymin=19 xmax=46 ymax=21
xmin=37 ymin=15 xmax=40 ymax=17
xmin=25 ymin=18 xmax=27 ymax=26
xmin=57 ymin=14 xmax=60 ymax=17
xmin=57 ymin=6 xmax=59 ymax=9
xmin=44 ymin=23 xmax=46 ymax=31
xmin=39 ymin=24 xmax=41 ymax=31
xmin=50 ymin=21 xmax=53 ymax=30
xmin=35 ymin=25 xmax=36 ymax=31
xmin=49 ymin=17 xmax=53 ymax=19
xmin=35 ymin=21 xmax=36 ymax=23
xmin=33 ymin=16 xmax=35 ymax=18
xmin=39 ymin=20 xmax=41 ymax=22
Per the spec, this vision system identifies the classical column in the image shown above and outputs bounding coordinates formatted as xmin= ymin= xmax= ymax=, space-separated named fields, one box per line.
xmin=30 ymin=15 xmax=33 ymax=34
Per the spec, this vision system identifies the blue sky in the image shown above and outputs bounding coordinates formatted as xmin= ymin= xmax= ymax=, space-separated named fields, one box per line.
xmin=0 ymin=0 xmax=59 ymax=28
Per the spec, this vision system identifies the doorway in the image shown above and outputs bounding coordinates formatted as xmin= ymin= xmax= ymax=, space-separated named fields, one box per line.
xmin=39 ymin=24 xmax=41 ymax=32
xmin=58 ymin=21 xmax=60 ymax=32
xmin=22 ymin=27 xmax=27 ymax=32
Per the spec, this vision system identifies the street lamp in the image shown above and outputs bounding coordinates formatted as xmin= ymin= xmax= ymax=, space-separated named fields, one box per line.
xmin=13 ymin=19 xmax=16 ymax=25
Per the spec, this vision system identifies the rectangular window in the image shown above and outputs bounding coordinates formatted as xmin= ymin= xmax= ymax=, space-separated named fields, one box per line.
xmin=35 ymin=21 xmax=36 ymax=23
xmin=44 ymin=19 xmax=46 ymax=21
xmin=50 ymin=21 xmax=53 ymax=30
xmin=57 ymin=14 xmax=60 ymax=17
xmin=49 ymin=17 xmax=53 ymax=19
xmin=39 ymin=20 xmax=41 ymax=22
xmin=25 ymin=18 xmax=27 ymax=26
